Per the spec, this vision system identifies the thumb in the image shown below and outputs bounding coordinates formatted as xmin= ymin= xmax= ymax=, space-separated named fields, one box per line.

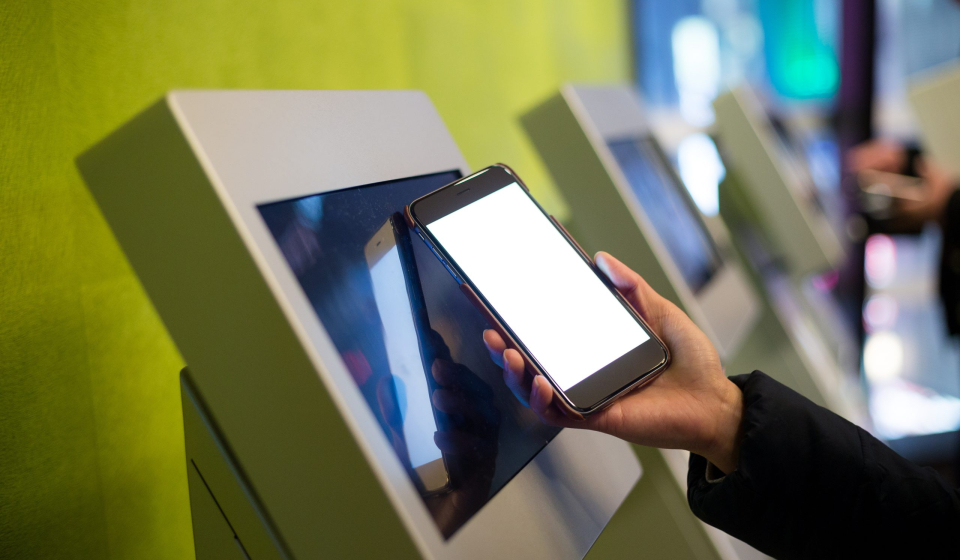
xmin=594 ymin=251 xmax=667 ymax=331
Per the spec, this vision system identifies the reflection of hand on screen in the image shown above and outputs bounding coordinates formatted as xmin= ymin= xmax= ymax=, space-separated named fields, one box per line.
xmin=374 ymin=330 xmax=501 ymax=538
xmin=422 ymin=331 xmax=501 ymax=536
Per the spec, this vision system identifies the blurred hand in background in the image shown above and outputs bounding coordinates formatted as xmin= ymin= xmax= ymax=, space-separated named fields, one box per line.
xmin=848 ymin=139 xmax=910 ymax=174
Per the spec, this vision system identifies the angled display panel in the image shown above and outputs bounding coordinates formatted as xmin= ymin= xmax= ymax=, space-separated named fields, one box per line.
xmin=712 ymin=86 xmax=845 ymax=279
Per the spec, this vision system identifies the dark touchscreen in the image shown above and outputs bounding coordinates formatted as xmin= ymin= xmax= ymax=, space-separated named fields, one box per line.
xmin=258 ymin=171 xmax=560 ymax=539
xmin=607 ymin=137 xmax=722 ymax=293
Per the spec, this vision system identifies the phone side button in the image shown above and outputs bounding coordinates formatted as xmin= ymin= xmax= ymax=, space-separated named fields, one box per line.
xmin=442 ymin=261 xmax=462 ymax=284
xmin=550 ymin=215 xmax=592 ymax=263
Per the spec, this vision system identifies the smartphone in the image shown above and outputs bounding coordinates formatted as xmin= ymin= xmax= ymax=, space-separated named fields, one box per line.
xmin=858 ymin=170 xmax=925 ymax=202
xmin=406 ymin=164 xmax=670 ymax=417
xmin=365 ymin=214 xmax=449 ymax=494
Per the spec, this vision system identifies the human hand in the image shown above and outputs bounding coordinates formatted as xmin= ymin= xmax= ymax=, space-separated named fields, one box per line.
xmin=482 ymin=251 xmax=743 ymax=473
xmin=847 ymin=139 xmax=909 ymax=174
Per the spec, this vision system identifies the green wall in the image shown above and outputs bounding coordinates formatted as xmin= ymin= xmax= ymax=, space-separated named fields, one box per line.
xmin=0 ymin=1 xmax=631 ymax=557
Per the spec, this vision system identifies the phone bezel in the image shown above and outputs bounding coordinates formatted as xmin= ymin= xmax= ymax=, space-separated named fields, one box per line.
xmin=409 ymin=164 xmax=670 ymax=414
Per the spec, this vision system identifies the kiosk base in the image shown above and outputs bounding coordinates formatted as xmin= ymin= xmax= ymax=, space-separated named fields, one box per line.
xmin=181 ymin=369 xmax=287 ymax=560
xmin=588 ymin=446 xmax=750 ymax=560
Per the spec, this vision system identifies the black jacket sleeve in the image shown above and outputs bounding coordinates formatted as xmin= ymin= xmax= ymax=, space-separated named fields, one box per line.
xmin=687 ymin=372 xmax=960 ymax=559
xmin=940 ymin=189 xmax=960 ymax=336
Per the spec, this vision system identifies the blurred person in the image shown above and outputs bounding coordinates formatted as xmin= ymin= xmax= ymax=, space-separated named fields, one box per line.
xmin=483 ymin=251 xmax=960 ymax=559
xmin=851 ymin=143 xmax=960 ymax=333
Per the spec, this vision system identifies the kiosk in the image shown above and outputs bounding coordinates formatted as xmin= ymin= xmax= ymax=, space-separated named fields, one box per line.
xmin=524 ymin=85 xmax=822 ymax=560
xmin=77 ymin=91 xmax=660 ymax=559
xmin=712 ymin=86 xmax=861 ymax=418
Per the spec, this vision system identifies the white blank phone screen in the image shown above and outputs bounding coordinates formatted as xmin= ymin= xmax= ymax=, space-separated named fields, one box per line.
xmin=427 ymin=182 xmax=649 ymax=391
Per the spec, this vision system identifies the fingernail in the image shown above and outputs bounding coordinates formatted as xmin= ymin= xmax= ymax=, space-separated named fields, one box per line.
xmin=596 ymin=254 xmax=611 ymax=275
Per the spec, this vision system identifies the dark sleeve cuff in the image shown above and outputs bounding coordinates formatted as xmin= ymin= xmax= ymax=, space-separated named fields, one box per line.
xmin=686 ymin=372 xmax=864 ymax=559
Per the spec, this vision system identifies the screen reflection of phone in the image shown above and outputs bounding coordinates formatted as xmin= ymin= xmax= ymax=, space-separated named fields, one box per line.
xmin=858 ymin=170 xmax=925 ymax=202
xmin=364 ymin=214 xmax=450 ymax=495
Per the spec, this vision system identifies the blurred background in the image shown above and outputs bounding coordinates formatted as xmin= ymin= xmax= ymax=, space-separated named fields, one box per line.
xmin=630 ymin=0 xmax=960 ymax=469
xmin=2 ymin=0 xmax=960 ymax=558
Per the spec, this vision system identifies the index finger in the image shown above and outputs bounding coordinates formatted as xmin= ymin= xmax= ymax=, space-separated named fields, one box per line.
xmin=594 ymin=251 xmax=668 ymax=333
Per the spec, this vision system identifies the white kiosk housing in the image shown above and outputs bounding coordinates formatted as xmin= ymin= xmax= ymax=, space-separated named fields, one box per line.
xmin=77 ymin=91 xmax=646 ymax=559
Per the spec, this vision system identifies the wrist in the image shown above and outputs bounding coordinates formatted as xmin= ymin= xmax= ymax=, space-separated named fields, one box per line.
xmin=699 ymin=379 xmax=744 ymax=474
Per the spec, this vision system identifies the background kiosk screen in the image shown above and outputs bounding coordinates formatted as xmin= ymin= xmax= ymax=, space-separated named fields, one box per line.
xmin=607 ymin=137 xmax=722 ymax=292
xmin=258 ymin=171 xmax=560 ymax=539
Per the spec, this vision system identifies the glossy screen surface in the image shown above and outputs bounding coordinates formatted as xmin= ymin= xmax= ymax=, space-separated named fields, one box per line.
xmin=607 ymin=137 xmax=721 ymax=292
xmin=258 ymin=171 xmax=560 ymax=539
xmin=427 ymin=183 xmax=648 ymax=391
